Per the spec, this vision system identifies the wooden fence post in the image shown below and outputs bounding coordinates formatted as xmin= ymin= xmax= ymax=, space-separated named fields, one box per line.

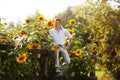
xmin=90 ymin=53 xmax=97 ymax=80
xmin=29 ymin=48 xmax=49 ymax=75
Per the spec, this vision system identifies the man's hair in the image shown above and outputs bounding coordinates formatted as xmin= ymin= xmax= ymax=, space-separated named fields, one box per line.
xmin=55 ymin=18 xmax=62 ymax=22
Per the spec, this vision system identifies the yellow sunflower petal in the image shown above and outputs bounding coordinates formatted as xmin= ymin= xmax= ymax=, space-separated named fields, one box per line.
xmin=25 ymin=18 xmax=31 ymax=24
xmin=16 ymin=53 xmax=27 ymax=63
xmin=37 ymin=15 xmax=44 ymax=22
xmin=68 ymin=29 xmax=75 ymax=36
xmin=75 ymin=49 xmax=82 ymax=56
xmin=91 ymin=46 xmax=97 ymax=52
xmin=18 ymin=30 xmax=27 ymax=37
xmin=46 ymin=20 xmax=55 ymax=29
xmin=69 ymin=19 xmax=76 ymax=26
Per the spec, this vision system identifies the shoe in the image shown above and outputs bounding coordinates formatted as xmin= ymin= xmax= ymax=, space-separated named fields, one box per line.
xmin=56 ymin=67 xmax=60 ymax=73
xmin=58 ymin=68 xmax=64 ymax=76
xmin=59 ymin=71 xmax=63 ymax=76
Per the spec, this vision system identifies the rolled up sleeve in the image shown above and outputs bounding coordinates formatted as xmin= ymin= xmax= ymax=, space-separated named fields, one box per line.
xmin=65 ymin=30 xmax=72 ymax=39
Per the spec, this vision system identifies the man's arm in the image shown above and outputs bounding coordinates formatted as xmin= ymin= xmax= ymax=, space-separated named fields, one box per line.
xmin=64 ymin=38 xmax=73 ymax=49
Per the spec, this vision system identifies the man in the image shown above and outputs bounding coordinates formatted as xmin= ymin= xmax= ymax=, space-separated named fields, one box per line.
xmin=49 ymin=18 xmax=73 ymax=75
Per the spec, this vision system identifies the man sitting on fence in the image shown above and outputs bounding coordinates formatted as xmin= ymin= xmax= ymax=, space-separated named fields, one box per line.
xmin=49 ymin=18 xmax=73 ymax=76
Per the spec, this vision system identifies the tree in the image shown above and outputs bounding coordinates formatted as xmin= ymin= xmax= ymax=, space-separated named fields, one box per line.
xmin=74 ymin=0 xmax=120 ymax=79
xmin=55 ymin=0 xmax=120 ymax=79
xmin=54 ymin=6 xmax=75 ymax=26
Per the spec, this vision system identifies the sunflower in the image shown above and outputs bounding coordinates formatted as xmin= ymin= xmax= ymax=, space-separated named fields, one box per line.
xmin=46 ymin=20 xmax=55 ymax=29
xmin=91 ymin=59 xmax=95 ymax=65
xmin=51 ymin=45 xmax=60 ymax=51
xmin=16 ymin=53 xmax=27 ymax=63
xmin=75 ymin=49 xmax=82 ymax=56
xmin=25 ymin=18 xmax=31 ymax=24
xmin=32 ymin=24 xmax=39 ymax=29
xmin=18 ymin=30 xmax=27 ymax=37
xmin=69 ymin=19 xmax=76 ymax=26
xmin=0 ymin=36 xmax=9 ymax=42
xmin=90 ymin=46 xmax=97 ymax=52
xmin=37 ymin=15 xmax=44 ymax=22
xmin=68 ymin=29 xmax=75 ymax=36
xmin=27 ymin=43 xmax=41 ymax=50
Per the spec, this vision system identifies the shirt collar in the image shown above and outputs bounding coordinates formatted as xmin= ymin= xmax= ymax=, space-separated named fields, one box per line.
xmin=54 ymin=26 xmax=63 ymax=30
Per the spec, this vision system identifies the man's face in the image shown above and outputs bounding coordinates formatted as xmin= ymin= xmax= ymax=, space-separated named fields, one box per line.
xmin=55 ymin=20 xmax=61 ymax=28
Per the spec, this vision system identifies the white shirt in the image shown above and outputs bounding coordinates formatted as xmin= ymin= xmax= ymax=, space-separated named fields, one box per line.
xmin=49 ymin=26 xmax=72 ymax=45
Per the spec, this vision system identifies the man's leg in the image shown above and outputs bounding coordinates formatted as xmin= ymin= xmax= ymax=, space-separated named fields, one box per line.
xmin=54 ymin=50 xmax=60 ymax=73
xmin=59 ymin=48 xmax=70 ymax=74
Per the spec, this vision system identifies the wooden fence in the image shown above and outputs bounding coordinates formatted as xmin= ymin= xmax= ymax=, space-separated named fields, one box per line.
xmin=0 ymin=44 xmax=97 ymax=80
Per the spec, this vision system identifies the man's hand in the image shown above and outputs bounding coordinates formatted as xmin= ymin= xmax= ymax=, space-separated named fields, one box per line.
xmin=64 ymin=38 xmax=72 ymax=49
xmin=64 ymin=45 xmax=70 ymax=50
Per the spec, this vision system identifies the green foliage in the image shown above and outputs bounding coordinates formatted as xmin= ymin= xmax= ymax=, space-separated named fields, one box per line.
xmin=55 ymin=0 xmax=120 ymax=79
xmin=0 ymin=12 xmax=94 ymax=80
xmin=66 ymin=56 xmax=91 ymax=80
xmin=72 ymin=0 xmax=120 ymax=79
xmin=1 ymin=0 xmax=120 ymax=79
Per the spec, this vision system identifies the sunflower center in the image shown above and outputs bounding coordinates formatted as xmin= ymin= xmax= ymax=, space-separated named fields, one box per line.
xmin=48 ymin=22 xmax=53 ymax=26
xmin=32 ymin=45 xmax=37 ymax=48
xmin=19 ymin=56 xmax=25 ymax=61
xmin=39 ymin=17 xmax=43 ymax=20
xmin=69 ymin=31 xmax=73 ymax=34
xmin=21 ymin=31 xmax=26 ymax=35
xmin=34 ymin=25 xmax=38 ymax=28
xmin=77 ymin=51 xmax=80 ymax=54
xmin=93 ymin=47 xmax=96 ymax=50
xmin=71 ymin=21 xmax=75 ymax=24
xmin=26 ymin=20 xmax=30 ymax=23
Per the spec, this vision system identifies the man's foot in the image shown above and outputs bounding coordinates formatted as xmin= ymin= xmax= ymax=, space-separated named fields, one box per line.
xmin=56 ymin=67 xmax=60 ymax=73
xmin=58 ymin=71 xmax=63 ymax=76
xmin=58 ymin=68 xmax=64 ymax=76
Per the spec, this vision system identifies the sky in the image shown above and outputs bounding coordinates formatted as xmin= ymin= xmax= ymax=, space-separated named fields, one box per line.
xmin=0 ymin=0 xmax=85 ymax=24
xmin=107 ymin=0 xmax=120 ymax=9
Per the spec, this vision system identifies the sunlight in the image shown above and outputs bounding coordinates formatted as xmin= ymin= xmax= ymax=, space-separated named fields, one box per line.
xmin=0 ymin=0 xmax=85 ymax=24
